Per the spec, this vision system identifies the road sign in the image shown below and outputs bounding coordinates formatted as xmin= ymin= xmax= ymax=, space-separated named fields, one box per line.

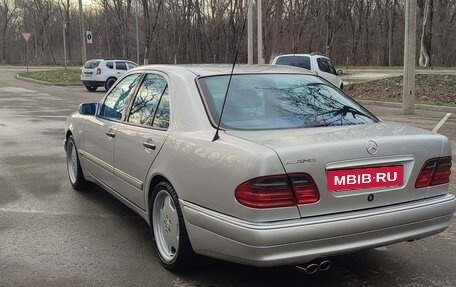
xmin=21 ymin=32 xmax=32 ymax=42
xmin=98 ymin=35 xmax=103 ymax=45
xmin=86 ymin=31 xmax=92 ymax=44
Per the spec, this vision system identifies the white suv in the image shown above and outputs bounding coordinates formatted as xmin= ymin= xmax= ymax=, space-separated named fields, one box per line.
xmin=81 ymin=58 xmax=138 ymax=92
xmin=271 ymin=53 xmax=343 ymax=89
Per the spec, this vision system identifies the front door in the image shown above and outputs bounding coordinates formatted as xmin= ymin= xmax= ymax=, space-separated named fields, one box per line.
xmin=82 ymin=73 xmax=142 ymax=189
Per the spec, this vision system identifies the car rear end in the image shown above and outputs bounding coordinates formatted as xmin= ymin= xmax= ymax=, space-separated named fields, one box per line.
xmin=81 ymin=59 xmax=105 ymax=89
xmin=181 ymin=70 xmax=456 ymax=267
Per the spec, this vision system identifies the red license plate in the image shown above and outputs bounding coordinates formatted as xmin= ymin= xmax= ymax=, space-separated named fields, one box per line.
xmin=327 ymin=165 xmax=404 ymax=192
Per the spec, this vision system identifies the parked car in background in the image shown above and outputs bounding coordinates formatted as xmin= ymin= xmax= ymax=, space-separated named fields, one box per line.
xmin=65 ymin=64 xmax=455 ymax=272
xmin=271 ymin=53 xmax=344 ymax=89
xmin=81 ymin=58 xmax=138 ymax=92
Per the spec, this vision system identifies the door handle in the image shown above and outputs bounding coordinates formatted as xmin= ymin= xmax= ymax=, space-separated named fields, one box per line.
xmin=106 ymin=129 xmax=116 ymax=138
xmin=143 ymin=142 xmax=156 ymax=150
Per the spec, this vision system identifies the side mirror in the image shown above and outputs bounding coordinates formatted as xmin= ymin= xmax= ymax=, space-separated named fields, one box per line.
xmin=336 ymin=69 xmax=344 ymax=76
xmin=78 ymin=102 xmax=99 ymax=115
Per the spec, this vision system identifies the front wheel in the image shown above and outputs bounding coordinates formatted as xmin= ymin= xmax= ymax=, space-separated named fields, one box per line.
xmin=151 ymin=181 xmax=193 ymax=271
xmin=66 ymin=136 xmax=91 ymax=190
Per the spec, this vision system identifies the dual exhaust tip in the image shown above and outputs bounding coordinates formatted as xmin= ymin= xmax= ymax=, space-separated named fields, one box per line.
xmin=296 ymin=260 xmax=332 ymax=274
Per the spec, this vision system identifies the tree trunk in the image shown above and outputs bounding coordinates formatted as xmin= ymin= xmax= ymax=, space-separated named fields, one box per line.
xmin=388 ymin=0 xmax=396 ymax=66
xmin=419 ymin=0 xmax=434 ymax=67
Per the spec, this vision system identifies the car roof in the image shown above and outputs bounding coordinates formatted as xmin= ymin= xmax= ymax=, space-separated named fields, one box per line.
xmin=133 ymin=64 xmax=316 ymax=77
xmin=275 ymin=54 xmax=329 ymax=59
xmin=86 ymin=58 xmax=136 ymax=63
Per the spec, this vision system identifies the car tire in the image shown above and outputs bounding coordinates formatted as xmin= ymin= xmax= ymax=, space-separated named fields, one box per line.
xmin=151 ymin=181 xmax=193 ymax=271
xmin=66 ymin=135 xmax=91 ymax=191
xmin=105 ymin=77 xmax=117 ymax=91
xmin=85 ymin=85 xmax=97 ymax=92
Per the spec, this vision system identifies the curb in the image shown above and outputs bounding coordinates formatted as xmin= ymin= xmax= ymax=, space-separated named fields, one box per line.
xmin=16 ymin=74 xmax=82 ymax=87
xmin=358 ymin=100 xmax=456 ymax=113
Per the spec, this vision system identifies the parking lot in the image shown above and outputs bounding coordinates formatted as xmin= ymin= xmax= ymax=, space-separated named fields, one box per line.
xmin=0 ymin=67 xmax=455 ymax=287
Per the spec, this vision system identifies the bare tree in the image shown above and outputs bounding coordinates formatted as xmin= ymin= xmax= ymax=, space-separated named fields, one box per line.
xmin=142 ymin=0 xmax=163 ymax=64
xmin=0 ymin=0 xmax=17 ymax=64
xmin=418 ymin=0 xmax=434 ymax=67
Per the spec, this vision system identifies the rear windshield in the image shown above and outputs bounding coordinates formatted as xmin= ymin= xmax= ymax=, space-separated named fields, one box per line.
xmin=276 ymin=56 xmax=311 ymax=70
xmin=198 ymin=74 xmax=378 ymax=130
xmin=84 ymin=60 xmax=100 ymax=69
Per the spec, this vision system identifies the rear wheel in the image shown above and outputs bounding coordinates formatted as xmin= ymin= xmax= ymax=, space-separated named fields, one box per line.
xmin=85 ymin=85 xmax=97 ymax=92
xmin=105 ymin=77 xmax=117 ymax=91
xmin=66 ymin=136 xmax=91 ymax=190
xmin=151 ymin=181 xmax=193 ymax=271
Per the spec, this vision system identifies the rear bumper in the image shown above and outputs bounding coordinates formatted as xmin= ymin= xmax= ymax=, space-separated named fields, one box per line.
xmin=81 ymin=80 xmax=105 ymax=87
xmin=181 ymin=193 xmax=456 ymax=267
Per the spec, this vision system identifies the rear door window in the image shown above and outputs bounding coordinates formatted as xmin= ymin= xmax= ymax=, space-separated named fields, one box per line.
xmin=128 ymin=74 xmax=168 ymax=127
xmin=152 ymin=89 xmax=170 ymax=129
xmin=106 ymin=61 xmax=114 ymax=69
xmin=276 ymin=56 xmax=311 ymax=70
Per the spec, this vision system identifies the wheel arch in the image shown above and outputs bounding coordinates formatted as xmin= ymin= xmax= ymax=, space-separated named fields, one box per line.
xmin=105 ymin=76 xmax=117 ymax=90
xmin=146 ymin=173 xmax=173 ymax=222
xmin=64 ymin=128 xmax=74 ymax=150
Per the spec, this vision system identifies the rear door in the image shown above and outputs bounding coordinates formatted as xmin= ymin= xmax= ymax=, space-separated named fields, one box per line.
xmin=113 ymin=73 xmax=170 ymax=209
xmin=82 ymin=73 xmax=142 ymax=188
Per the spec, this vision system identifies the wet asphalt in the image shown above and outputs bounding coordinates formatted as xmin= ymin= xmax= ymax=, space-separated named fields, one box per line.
xmin=0 ymin=67 xmax=455 ymax=287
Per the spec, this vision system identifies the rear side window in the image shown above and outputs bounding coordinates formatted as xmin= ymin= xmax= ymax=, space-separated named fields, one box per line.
xmin=276 ymin=56 xmax=311 ymax=70
xmin=84 ymin=60 xmax=100 ymax=69
xmin=106 ymin=62 xmax=114 ymax=69
xmin=198 ymin=74 xmax=378 ymax=130
xmin=116 ymin=62 xmax=127 ymax=70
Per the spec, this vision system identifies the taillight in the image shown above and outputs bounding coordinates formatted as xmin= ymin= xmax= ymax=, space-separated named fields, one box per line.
xmin=97 ymin=68 xmax=101 ymax=75
xmin=235 ymin=174 xmax=319 ymax=208
xmin=415 ymin=157 xmax=452 ymax=188
xmin=290 ymin=174 xmax=320 ymax=204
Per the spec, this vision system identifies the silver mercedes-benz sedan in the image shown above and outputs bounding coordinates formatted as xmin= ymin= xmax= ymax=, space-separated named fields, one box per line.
xmin=64 ymin=64 xmax=455 ymax=271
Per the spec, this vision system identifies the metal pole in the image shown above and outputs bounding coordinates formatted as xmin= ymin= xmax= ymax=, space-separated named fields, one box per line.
xmin=78 ymin=0 xmax=87 ymax=64
xmin=135 ymin=0 xmax=140 ymax=64
xmin=26 ymin=41 xmax=29 ymax=73
xmin=63 ymin=22 xmax=67 ymax=69
xmin=257 ymin=0 xmax=263 ymax=64
xmin=247 ymin=0 xmax=253 ymax=64
xmin=402 ymin=0 xmax=416 ymax=115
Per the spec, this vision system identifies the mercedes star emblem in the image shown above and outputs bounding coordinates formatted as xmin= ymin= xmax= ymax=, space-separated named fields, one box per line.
xmin=366 ymin=140 xmax=378 ymax=155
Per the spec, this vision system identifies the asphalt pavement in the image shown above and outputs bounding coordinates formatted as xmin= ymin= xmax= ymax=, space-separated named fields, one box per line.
xmin=0 ymin=67 xmax=455 ymax=287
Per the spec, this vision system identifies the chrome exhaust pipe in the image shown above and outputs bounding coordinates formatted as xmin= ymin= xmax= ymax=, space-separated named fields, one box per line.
xmin=296 ymin=263 xmax=319 ymax=274
xmin=318 ymin=260 xmax=332 ymax=271
xmin=296 ymin=260 xmax=332 ymax=274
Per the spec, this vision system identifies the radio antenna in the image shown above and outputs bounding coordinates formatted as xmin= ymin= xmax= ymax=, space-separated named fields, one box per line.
xmin=212 ymin=5 xmax=250 ymax=142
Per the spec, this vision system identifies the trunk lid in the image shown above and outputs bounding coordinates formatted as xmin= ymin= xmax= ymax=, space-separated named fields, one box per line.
xmin=227 ymin=122 xmax=446 ymax=218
